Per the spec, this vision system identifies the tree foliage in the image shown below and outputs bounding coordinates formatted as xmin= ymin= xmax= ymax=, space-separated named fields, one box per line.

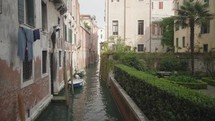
xmin=160 ymin=17 xmax=174 ymax=48
xmin=174 ymin=1 xmax=213 ymax=75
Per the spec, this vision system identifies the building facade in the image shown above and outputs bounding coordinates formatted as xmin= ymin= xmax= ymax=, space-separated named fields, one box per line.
xmin=174 ymin=0 xmax=215 ymax=53
xmin=81 ymin=15 xmax=99 ymax=64
xmin=97 ymin=28 xmax=105 ymax=57
xmin=0 ymin=0 xmax=67 ymax=120
xmin=0 ymin=0 xmax=99 ymax=121
xmin=105 ymin=0 xmax=174 ymax=52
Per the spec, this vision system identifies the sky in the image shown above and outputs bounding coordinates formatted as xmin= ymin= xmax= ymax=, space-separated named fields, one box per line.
xmin=78 ymin=0 xmax=105 ymax=28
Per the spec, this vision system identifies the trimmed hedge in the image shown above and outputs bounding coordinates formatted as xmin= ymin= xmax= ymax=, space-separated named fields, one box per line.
xmin=167 ymin=76 xmax=207 ymax=89
xmin=114 ymin=64 xmax=215 ymax=121
xmin=202 ymin=77 xmax=215 ymax=86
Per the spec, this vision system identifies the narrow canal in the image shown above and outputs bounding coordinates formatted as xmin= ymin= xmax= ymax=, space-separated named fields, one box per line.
xmin=35 ymin=63 xmax=124 ymax=121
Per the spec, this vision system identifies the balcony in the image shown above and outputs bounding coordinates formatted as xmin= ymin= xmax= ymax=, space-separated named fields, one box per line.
xmin=50 ymin=0 xmax=67 ymax=15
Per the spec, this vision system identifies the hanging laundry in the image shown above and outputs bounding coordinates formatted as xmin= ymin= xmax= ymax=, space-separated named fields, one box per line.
xmin=17 ymin=27 xmax=34 ymax=61
xmin=33 ymin=29 xmax=40 ymax=41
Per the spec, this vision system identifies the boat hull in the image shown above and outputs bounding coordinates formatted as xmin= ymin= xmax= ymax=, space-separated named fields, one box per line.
xmin=69 ymin=79 xmax=84 ymax=88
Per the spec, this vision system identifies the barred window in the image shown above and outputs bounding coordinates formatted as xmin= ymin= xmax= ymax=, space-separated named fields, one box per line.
xmin=138 ymin=20 xmax=144 ymax=35
xmin=138 ymin=44 xmax=144 ymax=52
xmin=42 ymin=51 xmax=47 ymax=74
xmin=23 ymin=50 xmax=32 ymax=82
xmin=59 ymin=51 xmax=62 ymax=67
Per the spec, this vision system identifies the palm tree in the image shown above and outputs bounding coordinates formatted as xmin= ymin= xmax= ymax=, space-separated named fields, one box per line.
xmin=175 ymin=1 xmax=213 ymax=75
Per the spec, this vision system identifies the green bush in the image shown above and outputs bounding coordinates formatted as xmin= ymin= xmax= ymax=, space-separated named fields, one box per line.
xmin=118 ymin=53 xmax=148 ymax=71
xmin=167 ymin=75 xmax=207 ymax=89
xmin=159 ymin=56 xmax=188 ymax=71
xmin=114 ymin=64 xmax=215 ymax=121
xmin=202 ymin=77 xmax=215 ymax=86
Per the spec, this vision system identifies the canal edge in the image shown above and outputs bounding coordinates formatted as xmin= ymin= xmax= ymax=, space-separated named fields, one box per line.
xmin=108 ymin=73 xmax=149 ymax=121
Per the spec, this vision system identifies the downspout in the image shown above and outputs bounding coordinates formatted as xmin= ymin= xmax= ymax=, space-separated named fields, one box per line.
xmin=149 ymin=0 xmax=152 ymax=52
xmin=107 ymin=0 xmax=109 ymax=39
xmin=124 ymin=0 xmax=126 ymax=40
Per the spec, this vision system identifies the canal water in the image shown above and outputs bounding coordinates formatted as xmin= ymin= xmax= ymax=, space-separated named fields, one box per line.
xmin=35 ymin=63 xmax=124 ymax=121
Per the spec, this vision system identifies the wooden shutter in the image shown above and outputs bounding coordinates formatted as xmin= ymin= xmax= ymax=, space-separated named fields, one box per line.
xmin=18 ymin=0 xmax=24 ymax=24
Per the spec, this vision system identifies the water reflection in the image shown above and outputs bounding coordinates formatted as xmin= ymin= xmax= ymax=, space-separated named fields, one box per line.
xmin=36 ymin=63 xmax=124 ymax=121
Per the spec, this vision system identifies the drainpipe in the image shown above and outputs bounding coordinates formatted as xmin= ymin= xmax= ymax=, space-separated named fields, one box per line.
xmin=124 ymin=0 xmax=126 ymax=40
xmin=149 ymin=0 xmax=152 ymax=52
xmin=107 ymin=0 xmax=109 ymax=39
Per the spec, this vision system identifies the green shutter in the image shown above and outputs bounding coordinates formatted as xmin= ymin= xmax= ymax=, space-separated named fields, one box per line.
xmin=18 ymin=0 xmax=24 ymax=24
xmin=26 ymin=0 xmax=35 ymax=26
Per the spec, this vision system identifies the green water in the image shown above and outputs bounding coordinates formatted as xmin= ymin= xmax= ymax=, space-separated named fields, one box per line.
xmin=35 ymin=63 xmax=124 ymax=121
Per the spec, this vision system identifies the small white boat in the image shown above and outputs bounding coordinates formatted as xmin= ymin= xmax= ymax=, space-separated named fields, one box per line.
xmin=68 ymin=78 xmax=84 ymax=88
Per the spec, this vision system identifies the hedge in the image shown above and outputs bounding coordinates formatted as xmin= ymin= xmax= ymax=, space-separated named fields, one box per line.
xmin=202 ymin=77 xmax=215 ymax=86
xmin=167 ymin=76 xmax=207 ymax=89
xmin=114 ymin=64 xmax=215 ymax=121
xmin=173 ymin=81 xmax=207 ymax=89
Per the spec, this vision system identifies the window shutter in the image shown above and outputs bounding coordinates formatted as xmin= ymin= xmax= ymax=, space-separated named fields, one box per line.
xmin=18 ymin=0 xmax=24 ymax=24
xmin=26 ymin=0 xmax=35 ymax=26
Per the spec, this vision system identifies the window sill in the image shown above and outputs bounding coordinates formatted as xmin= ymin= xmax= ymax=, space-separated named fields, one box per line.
xmin=42 ymin=73 xmax=48 ymax=78
xmin=21 ymin=79 xmax=34 ymax=88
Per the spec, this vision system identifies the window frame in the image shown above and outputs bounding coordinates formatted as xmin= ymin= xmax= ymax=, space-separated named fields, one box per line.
xmin=59 ymin=50 xmax=62 ymax=68
xmin=41 ymin=50 xmax=48 ymax=77
xmin=0 ymin=0 xmax=2 ymax=14
xmin=112 ymin=20 xmax=119 ymax=35
xmin=176 ymin=38 xmax=179 ymax=48
xmin=21 ymin=56 xmax=34 ymax=88
xmin=138 ymin=20 xmax=144 ymax=35
xmin=182 ymin=36 xmax=185 ymax=48
xmin=18 ymin=0 xmax=35 ymax=27
xmin=137 ymin=44 xmax=144 ymax=52
xmin=41 ymin=1 xmax=48 ymax=31
xmin=201 ymin=20 xmax=210 ymax=34
xmin=159 ymin=2 xmax=163 ymax=9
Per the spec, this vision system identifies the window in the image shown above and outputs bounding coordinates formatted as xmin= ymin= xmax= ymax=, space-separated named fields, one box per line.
xmin=74 ymin=34 xmax=76 ymax=44
xmin=69 ymin=29 xmax=72 ymax=43
xmin=201 ymin=20 xmax=210 ymax=34
xmin=203 ymin=44 xmax=208 ymax=53
xmin=111 ymin=0 xmax=119 ymax=2
xmin=64 ymin=24 xmax=67 ymax=41
xmin=175 ymin=24 xmax=179 ymax=31
xmin=18 ymin=0 xmax=35 ymax=27
xmin=138 ymin=20 xmax=144 ymax=35
xmin=112 ymin=20 xmax=118 ymax=35
xmin=204 ymin=0 xmax=209 ymax=6
xmin=176 ymin=38 xmax=179 ymax=48
xmin=182 ymin=37 xmax=185 ymax=47
xmin=0 ymin=0 xmax=2 ymax=14
xmin=42 ymin=50 xmax=47 ymax=74
xmin=23 ymin=50 xmax=33 ymax=82
xmin=42 ymin=1 xmax=47 ymax=31
xmin=137 ymin=44 xmax=144 ymax=52
xmin=152 ymin=2 xmax=154 ymax=9
xmin=59 ymin=51 xmax=62 ymax=67
xmin=159 ymin=2 xmax=163 ymax=9
xmin=57 ymin=17 xmax=60 ymax=37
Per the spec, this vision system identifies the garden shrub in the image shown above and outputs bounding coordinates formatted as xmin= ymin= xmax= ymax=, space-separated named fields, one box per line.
xmin=114 ymin=64 xmax=215 ymax=121
xmin=159 ymin=55 xmax=188 ymax=71
xmin=118 ymin=53 xmax=148 ymax=71
xmin=202 ymin=77 xmax=215 ymax=86
xmin=167 ymin=75 xmax=207 ymax=89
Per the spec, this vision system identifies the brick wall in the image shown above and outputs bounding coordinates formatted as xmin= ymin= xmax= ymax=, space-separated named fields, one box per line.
xmin=0 ymin=59 xmax=50 ymax=121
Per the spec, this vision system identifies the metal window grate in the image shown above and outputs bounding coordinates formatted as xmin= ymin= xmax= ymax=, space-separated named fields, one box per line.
xmin=23 ymin=50 xmax=32 ymax=82
xmin=42 ymin=51 xmax=47 ymax=74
